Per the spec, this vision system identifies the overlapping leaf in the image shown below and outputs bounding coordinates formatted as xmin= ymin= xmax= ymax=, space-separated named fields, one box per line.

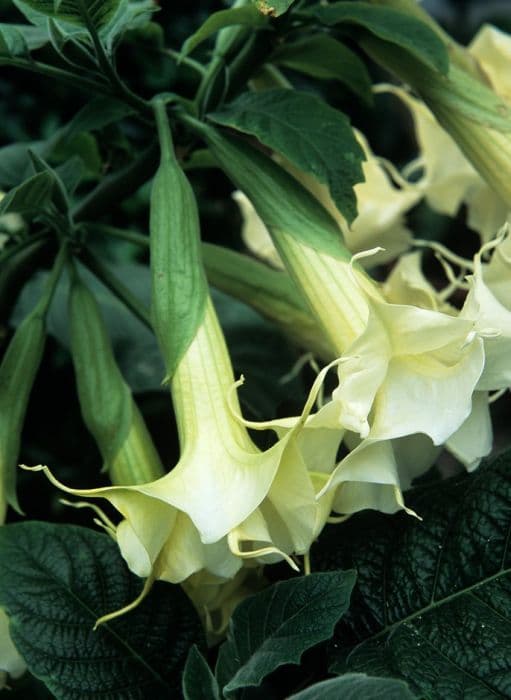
xmin=289 ymin=674 xmax=416 ymax=699
xmin=311 ymin=450 xmax=511 ymax=699
xmin=209 ymin=89 xmax=365 ymax=223
xmin=308 ymin=1 xmax=448 ymax=74
xmin=0 ymin=522 xmax=205 ymax=699
xmin=216 ymin=571 xmax=356 ymax=696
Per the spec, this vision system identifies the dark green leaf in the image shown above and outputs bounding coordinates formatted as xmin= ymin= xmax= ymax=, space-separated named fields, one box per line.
xmin=312 ymin=450 xmax=511 ymax=699
xmin=0 ymin=521 xmax=205 ymax=699
xmin=210 ymin=89 xmax=364 ymax=223
xmin=216 ymin=570 xmax=356 ymax=696
xmin=0 ymin=171 xmax=55 ymax=215
xmin=252 ymin=0 xmax=296 ymax=17
xmin=0 ymin=23 xmax=48 ymax=56
xmin=28 ymin=150 xmax=70 ymax=212
xmin=183 ymin=646 xmax=221 ymax=700
xmin=289 ymin=674 xmax=416 ymax=699
xmin=181 ymin=6 xmax=266 ymax=57
xmin=102 ymin=0 xmax=159 ymax=53
xmin=272 ymin=34 xmax=373 ymax=104
xmin=64 ymin=97 xmax=134 ymax=140
xmin=308 ymin=1 xmax=448 ymax=74
xmin=0 ymin=139 xmax=55 ymax=189
xmin=13 ymin=0 xmax=122 ymax=31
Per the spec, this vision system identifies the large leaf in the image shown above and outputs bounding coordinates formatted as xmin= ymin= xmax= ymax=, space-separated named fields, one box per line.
xmin=216 ymin=571 xmax=356 ymax=696
xmin=210 ymin=89 xmax=364 ymax=223
xmin=308 ymin=1 xmax=448 ymax=74
xmin=271 ymin=34 xmax=373 ymax=105
xmin=0 ymin=23 xmax=48 ymax=57
xmin=13 ymin=0 xmax=122 ymax=31
xmin=311 ymin=450 xmax=511 ymax=699
xmin=289 ymin=674 xmax=416 ymax=699
xmin=181 ymin=6 xmax=266 ymax=57
xmin=63 ymin=97 xmax=134 ymax=140
xmin=0 ymin=521 xmax=205 ymax=699
xmin=252 ymin=0 xmax=295 ymax=17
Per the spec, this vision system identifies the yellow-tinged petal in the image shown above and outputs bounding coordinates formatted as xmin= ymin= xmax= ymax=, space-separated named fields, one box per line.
xmin=470 ymin=24 xmax=511 ymax=102
xmin=320 ymin=439 xmax=417 ymax=517
xmin=446 ymin=391 xmax=493 ymax=471
xmin=382 ymin=251 xmax=449 ymax=311
xmin=462 ymin=247 xmax=511 ymax=391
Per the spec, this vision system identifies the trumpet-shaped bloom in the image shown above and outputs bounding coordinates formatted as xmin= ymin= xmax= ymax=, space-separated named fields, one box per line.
xmin=29 ymin=299 xmax=334 ymax=613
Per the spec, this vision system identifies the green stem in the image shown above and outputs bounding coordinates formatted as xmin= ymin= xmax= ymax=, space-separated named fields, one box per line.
xmin=163 ymin=48 xmax=206 ymax=76
xmin=78 ymin=247 xmax=153 ymax=330
xmin=194 ymin=55 xmax=225 ymax=114
xmin=35 ymin=243 xmax=69 ymax=317
xmin=0 ymin=232 xmax=50 ymax=268
xmin=0 ymin=57 xmax=108 ymax=95
xmin=80 ymin=4 xmax=150 ymax=115
xmin=88 ymin=223 xmax=150 ymax=247
xmin=153 ymin=100 xmax=176 ymax=162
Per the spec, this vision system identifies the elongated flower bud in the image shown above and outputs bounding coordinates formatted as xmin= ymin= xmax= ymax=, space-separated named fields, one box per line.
xmin=150 ymin=101 xmax=208 ymax=379
xmin=69 ymin=272 xmax=164 ymax=486
xmin=0 ymin=308 xmax=46 ymax=518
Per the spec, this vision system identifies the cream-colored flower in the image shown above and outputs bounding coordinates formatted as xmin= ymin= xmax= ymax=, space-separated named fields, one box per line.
xmin=29 ymin=298 xmax=334 ymax=623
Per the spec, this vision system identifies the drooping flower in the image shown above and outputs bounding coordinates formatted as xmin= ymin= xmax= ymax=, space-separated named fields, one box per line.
xmin=28 ymin=297 xmax=336 ymax=624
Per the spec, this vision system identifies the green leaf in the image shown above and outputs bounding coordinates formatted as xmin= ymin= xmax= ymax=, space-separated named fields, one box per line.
xmin=209 ymin=89 xmax=365 ymax=224
xmin=216 ymin=570 xmax=356 ymax=696
xmin=64 ymin=97 xmax=134 ymax=140
xmin=0 ymin=23 xmax=48 ymax=56
xmin=13 ymin=0 xmax=122 ymax=31
xmin=252 ymin=0 xmax=296 ymax=17
xmin=0 ymin=171 xmax=55 ymax=215
xmin=181 ymin=6 xmax=266 ymax=57
xmin=102 ymin=0 xmax=159 ymax=53
xmin=272 ymin=34 xmax=373 ymax=105
xmin=289 ymin=674 xmax=417 ymax=699
xmin=0 ymin=521 xmax=205 ymax=699
xmin=312 ymin=450 xmax=511 ymax=699
xmin=183 ymin=646 xmax=221 ymax=700
xmin=308 ymin=1 xmax=448 ymax=74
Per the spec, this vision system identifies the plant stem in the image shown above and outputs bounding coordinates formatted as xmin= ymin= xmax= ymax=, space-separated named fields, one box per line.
xmin=0 ymin=57 xmax=107 ymax=95
xmin=0 ymin=232 xmax=50 ymax=268
xmin=88 ymin=224 xmax=150 ymax=248
xmin=78 ymin=247 xmax=153 ymax=330
xmin=80 ymin=4 xmax=151 ymax=115
xmin=162 ymin=48 xmax=206 ymax=76
xmin=36 ymin=243 xmax=69 ymax=316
